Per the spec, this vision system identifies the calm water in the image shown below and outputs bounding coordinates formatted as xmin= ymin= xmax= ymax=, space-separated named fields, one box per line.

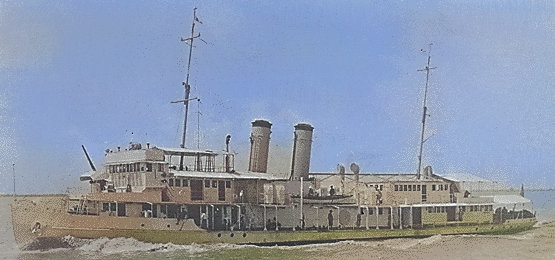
xmin=2 ymin=190 xmax=554 ymax=260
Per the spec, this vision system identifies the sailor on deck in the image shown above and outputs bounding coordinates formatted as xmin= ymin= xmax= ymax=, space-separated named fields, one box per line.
xmin=328 ymin=210 xmax=333 ymax=229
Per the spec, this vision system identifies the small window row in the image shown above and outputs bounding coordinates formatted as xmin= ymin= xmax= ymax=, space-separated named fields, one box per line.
xmin=169 ymin=179 xmax=231 ymax=189
xmin=460 ymin=205 xmax=493 ymax=212
xmin=108 ymin=163 xmax=162 ymax=173
xmin=431 ymin=184 xmax=449 ymax=191
xmin=426 ymin=205 xmax=493 ymax=213
xmin=394 ymin=184 xmax=423 ymax=192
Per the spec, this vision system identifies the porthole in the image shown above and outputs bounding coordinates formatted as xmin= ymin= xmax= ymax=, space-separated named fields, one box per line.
xmin=230 ymin=233 xmax=234 ymax=237
xmin=242 ymin=233 xmax=247 ymax=238
xmin=217 ymin=233 xmax=221 ymax=237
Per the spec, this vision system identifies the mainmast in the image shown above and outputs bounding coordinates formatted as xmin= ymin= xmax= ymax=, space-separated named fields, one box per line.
xmin=172 ymin=8 xmax=202 ymax=170
xmin=416 ymin=44 xmax=436 ymax=180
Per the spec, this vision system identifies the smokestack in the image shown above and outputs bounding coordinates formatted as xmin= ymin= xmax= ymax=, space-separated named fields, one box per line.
xmin=248 ymin=119 xmax=272 ymax=173
xmin=290 ymin=123 xmax=314 ymax=180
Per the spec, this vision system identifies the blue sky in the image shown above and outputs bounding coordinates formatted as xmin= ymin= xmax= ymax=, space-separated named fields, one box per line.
xmin=0 ymin=0 xmax=554 ymax=194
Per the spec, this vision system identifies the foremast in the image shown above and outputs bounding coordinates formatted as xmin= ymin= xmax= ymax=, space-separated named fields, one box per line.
xmin=172 ymin=8 xmax=202 ymax=170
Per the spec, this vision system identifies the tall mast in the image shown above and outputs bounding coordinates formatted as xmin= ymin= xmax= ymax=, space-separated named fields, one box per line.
xmin=416 ymin=44 xmax=436 ymax=180
xmin=172 ymin=8 xmax=201 ymax=170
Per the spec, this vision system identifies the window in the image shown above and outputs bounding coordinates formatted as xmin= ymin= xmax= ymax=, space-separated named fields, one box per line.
xmin=168 ymin=179 xmax=174 ymax=186
xmin=368 ymin=208 xmax=374 ymax=215
xmin=379 ymin=185 xmax=383 ymax=191
xmin=445 ymin=184 xmax=449 ymax=191
xmin=205 ymin=180 xmax=210 ymax=188
xmin=191 ymin=180 xmax=203 ymax=200
xmin=408 ymin=185 xmax=412 ymax=191
xmin=378 ymin=208 xmax=383 ymax=215
xmin=403 ymin=185 xmax=408 ymax=191
xmin=394 ymin=185 xmax=399 ymax=191
xmin=225 ymin=181 xmax=231 ymax=188
xmin=103 ymin=203 xmax=110 ymax=212
xmin=146 ymin=163 xmax=152 ymax=172
xmin=417 ymin=185 xmax=421 ymax=191
xmin=413 ymin=185 xmax=416 ymax=191
xmin=175 ymin=179 xmax=181 ymax=187
xmin=432 ymin=184 xmax=436 ymax=191
xmin=183 ymin=179 xmax=189 ymax=187
xmin=212 ymin=180 xmax=218 ymax=188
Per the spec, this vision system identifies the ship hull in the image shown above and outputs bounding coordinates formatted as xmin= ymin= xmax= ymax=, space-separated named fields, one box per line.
xmin=12 ymin=195 xmax=536 ymax=250
xmin=35 ymin=219 xmax=535 ymax=246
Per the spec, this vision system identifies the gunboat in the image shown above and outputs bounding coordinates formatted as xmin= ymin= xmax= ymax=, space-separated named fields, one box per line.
xmin=11 ymin=9 xmax=536 ymax=250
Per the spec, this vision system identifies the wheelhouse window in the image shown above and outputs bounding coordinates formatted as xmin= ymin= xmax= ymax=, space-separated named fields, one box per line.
xmin=212 ymin=180 xmax=218 ymax=188
xmin=183 ymin=179 xmax=189 ymax=187
xmin=175 ymin=178 xmax=181 ymax=187
xmin=225 ymin=181 xmax=231 ymax=188
xmin=168 ymin=179 xmax=174 ymax=186
xmin=204 ymin=180 xmax=210 ymax=188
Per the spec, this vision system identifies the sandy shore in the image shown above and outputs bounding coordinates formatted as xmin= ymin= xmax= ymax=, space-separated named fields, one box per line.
xmin=315 ymin=221 xmax=555 ymax=260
